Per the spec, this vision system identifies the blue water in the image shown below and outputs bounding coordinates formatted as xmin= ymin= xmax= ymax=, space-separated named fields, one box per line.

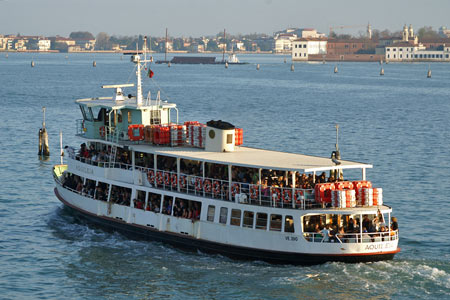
xmin=0 ymin=53 xmax=449 ymax=299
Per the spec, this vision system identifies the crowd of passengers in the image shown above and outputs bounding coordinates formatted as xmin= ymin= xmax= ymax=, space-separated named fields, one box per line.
xmin=110 ymin=185 xmax=131 ymax=206
xmin=305 ymin=212 xmax=399 ymax=243
xmin=74 ymin=143 xmax=131 ymax=167
xmin=133 ymin=195 xmax=201 ymax=220
xmin=75 ymin=143 xmax=346 ymax=190
xmin=62 ymin=173 xmax=108 ymax=201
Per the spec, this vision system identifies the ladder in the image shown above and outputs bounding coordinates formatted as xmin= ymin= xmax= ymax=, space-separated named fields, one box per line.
xmin=109 ymin=145 xmax=117 ymax=167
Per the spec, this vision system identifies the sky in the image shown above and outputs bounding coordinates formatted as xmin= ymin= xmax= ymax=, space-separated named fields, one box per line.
xmin=0 ymin=0 xmax=449 ymax=37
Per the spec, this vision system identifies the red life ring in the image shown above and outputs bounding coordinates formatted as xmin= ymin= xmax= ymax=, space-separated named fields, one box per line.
xmin=147 ymin=170 xmax=155 ymax=183
xmin=164 ymin=172 xmax=170 ymax=186
xmin=128 ymin=124 xmax=144 ymax=141
xmin=179 ymin=175 xmax=187 ymax=189
xmin=282 ymin=189 xmax=292 ymax=203
xmin=156 ymin=171 xmax=163 ymax=185
xmin=212 ymin=181 xmax=221 ymax=195
xmin=171 ymin=174 xmax=177 ymax=188
xmin=203 ymin=179 xmax=212 ymax=193
xmin=99 ymin=126 xmax=106 ymax=137
xmin=294 ymin=190 xmax=304 ymax=202
xmin=231 ymin=184 xmax=240 ymax=197
xmin=271 ymin=187 xmax=281 ymax=201
xmin=249 ymin=185 xmax=259 ymax=199
xmin=195 ymin=178 xmax=202 ymax=191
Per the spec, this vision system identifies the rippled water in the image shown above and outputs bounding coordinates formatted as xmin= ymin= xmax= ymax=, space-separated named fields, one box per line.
xmin=0 ymin=53 xmax=449 ymax=299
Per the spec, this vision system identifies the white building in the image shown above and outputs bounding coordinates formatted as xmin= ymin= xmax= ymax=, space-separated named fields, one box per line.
xmin=38 ymin=39 xmax=51 ymax=51
xmin=291 ymin=38 xmax=327 ymax=61
xmin=385 ymin=43 xmax=450 ymax=62
xmin=274 ymin=33 xmax=297 ymax=53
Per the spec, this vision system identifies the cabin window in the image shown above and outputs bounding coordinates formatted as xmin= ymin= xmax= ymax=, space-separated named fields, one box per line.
xmin=270 ymin=214 xmax=282 ymax=231
xmin=128 ymin=111 xmax=132 ymax=124
xmin=93 ymin=181 xmax=109 ymax=201
xmin=285 ymin=215 xmax=295 ymax=233
xmin=255 ymin=213 xmax=268 ymax=230
xmin=207 ymin=205 xmax=215 ymax=222
xmin=133 ymin=190 xmax=146 ymax=210
xmin=110 ymin=185 xmax=132 ymax=206
xmin=219 ymin=207 xmax=228 ymax=224
xmin=243 ymin=211 xmax=254 ymax=228
xmin=230 ymin=209 xmax=241 ymax=226
xmin=227 ymin=134 xmax=233 ymax=144
xmin=90 ymin=107 xmax=103 ymax=122
xmin=146 ymin=192 xmax=161 ymax=213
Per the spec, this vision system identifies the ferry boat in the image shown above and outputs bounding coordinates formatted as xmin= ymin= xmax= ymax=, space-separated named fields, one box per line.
xmin=52 ymin=49 xmax=400 ymax=265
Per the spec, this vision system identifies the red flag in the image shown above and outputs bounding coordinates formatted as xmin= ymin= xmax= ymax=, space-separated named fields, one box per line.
xmin=148 ymin=69 xmax=154 ymax=78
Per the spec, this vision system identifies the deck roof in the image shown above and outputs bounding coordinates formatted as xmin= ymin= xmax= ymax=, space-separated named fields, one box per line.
xmin=130 ymin=144 xmax=372 ymax=172
xmin=76 ymin=97 xmax=176 ymax=110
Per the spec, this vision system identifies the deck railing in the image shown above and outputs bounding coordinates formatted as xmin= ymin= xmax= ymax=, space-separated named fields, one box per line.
xmin=68 ymin=152 xmax=318 ymax=210
xmin=303 ymin=230 xmax=399 ymax=244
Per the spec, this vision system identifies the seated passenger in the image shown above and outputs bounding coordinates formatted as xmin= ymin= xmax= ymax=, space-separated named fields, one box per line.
xmin=336 ymin=227 xmax=346 ymax=243
xmin=391 ymin=217 xmax=399 ymax=231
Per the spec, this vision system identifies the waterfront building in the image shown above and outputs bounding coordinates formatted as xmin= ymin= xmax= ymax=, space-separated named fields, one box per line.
xmin=291 ymin=38 xmax=327 ymax=61
xmin=38 ymin=39 xmax=51 ymax=51
xmin=327 ymin=39 xmax=376 ymax=55
xmin=274 ymin=33 xmax=297 ymax=53
xmin=385 ymin=43 xmax=450 ymax=62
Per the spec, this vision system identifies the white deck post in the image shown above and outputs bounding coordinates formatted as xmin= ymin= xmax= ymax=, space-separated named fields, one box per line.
xmin=258 ymin=168 xmax=262 ymax=205
xmin=228 ymin=164 xmax=232 ymax=201
xmin=362 ymin=168 xmax=366 ymax=180
xmin=154 ymin=154 xmax=157 ymax=186
xmin=359 ymin=213 xmax=363 ymax=243
xmin=202 ymin=161 xmax=205 ymax=198
xmin=144 ymin=191 xmax=149 ymax=210
xmin=177 ymin=157 xmax=181 ymax=192
xmin=291 ymin=171 xmax=296 ymax=208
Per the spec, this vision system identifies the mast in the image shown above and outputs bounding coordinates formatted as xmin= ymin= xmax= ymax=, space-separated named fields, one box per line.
xmin=165 ymin=28 xmax=168 ymax=62
xmin=222 ymin=28 xmax=226 ymax=62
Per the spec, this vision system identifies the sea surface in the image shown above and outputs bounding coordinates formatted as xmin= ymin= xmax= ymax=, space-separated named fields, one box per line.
xmin=0 ymin=52 xmax=449 ymax=300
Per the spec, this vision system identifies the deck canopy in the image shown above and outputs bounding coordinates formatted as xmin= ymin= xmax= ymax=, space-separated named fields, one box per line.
xmin=76 ymin=97 xmax=176 ymax=110
xmin=131 ymin=144 xmax=372 ymax=173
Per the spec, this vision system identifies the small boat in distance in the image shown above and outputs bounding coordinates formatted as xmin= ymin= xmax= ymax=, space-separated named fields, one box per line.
xmin=53 ymin=44 xmax=400 ymax=265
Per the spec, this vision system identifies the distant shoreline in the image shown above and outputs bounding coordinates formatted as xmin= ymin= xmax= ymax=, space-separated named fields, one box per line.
xmin=0 ymin=50 xmax=278 ymax=55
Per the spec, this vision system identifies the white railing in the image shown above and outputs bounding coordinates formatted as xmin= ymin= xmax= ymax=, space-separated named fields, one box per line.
xmin=303 ymin=230 xmax=399 ymax=244
xmin=70 ymin=156 xmax=318 ymax=210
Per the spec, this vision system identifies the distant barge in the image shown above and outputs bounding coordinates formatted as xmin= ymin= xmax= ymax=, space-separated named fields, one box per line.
xmin=156 ymin=55 xmax=247 ymax=65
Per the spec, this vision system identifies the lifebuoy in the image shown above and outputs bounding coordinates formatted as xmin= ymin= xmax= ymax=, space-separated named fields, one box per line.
xmin=164 ymin=172 xmax=170 ymax=186
xmin=212 ymin=181 xmax=221 ymax=195
xmin=99 ymin=126 xmax=106 ymax=137
xmin=128 ymin=124 xmax=144 ymax=141
xmin=203 ymin=179 xmax=212 ymax=193
xmin=250 ymin=185 xmax=259 ymax=199
xmin=147 ymin=170 xmax=155 ymax=183
xmin=171 ymin=174 xmax=177 ymax=188
xmin=195 ymin=178 xmax=202 ymax=191
xmin=271 ymin=187 xmax=281 ymax=201
xmin=231 ymin=184 xmax=240 ymax=196
xmin=282 ymin=189 xmax=292 ymax=203
xmin=156 ymin=171 xmax=163 ymax=185
xmin=179 ymin=175 xmax=187 ymax=189
xmin=294 ymin=189 xmax=304 ymax=202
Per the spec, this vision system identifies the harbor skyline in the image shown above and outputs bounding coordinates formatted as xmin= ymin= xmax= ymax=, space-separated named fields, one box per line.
xmin=1 ymin=0 xmax=449 ymax=37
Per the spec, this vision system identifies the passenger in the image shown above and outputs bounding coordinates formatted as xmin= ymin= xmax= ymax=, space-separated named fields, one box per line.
xmin=321 ymin=224 xmax=332 ymax=242
xmin=337 ymin=227 xmax=346 ymax=243
xmin=391 ymin=217 xmax=399 ymax=231
xmin=348 ymin=217 xmax=354 ymax=232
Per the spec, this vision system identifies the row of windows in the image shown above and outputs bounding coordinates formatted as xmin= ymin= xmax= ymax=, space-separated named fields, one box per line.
xmin=387 ymin=53 xmax=449 ymax=59
xmin=206 ymin=205 xmax=295 ymax=233
xmin=294 ymin=44 xmax=307 ymax=48
xmin=293 ymin=53 xmax=307 ymax=57
xmin=386 ymin=47 xmax=414 ymax=52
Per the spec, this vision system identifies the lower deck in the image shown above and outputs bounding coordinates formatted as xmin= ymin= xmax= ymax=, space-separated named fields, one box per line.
xmin=54 ymin=165 xmax=400 ymax=263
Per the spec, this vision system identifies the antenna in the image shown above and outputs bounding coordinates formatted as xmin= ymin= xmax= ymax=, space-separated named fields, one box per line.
xmin=335 ymin=123 xmax=339 ymax=153
xmin=42 ymin=106 xmax=46 ymax=128
xmin=223 ymin=28 xmax=226 ymax=62
xmin=165 ymin=28 xmax=168 ymax=62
